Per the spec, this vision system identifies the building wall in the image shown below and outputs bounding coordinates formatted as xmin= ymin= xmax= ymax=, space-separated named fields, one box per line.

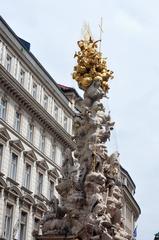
xmin=120 ymin=168 xmax=141 ymax=236
xmin=0 ymin=88 xmax=66 ymax=239
xmin=0 ymin=16 xmax=75 ymax=240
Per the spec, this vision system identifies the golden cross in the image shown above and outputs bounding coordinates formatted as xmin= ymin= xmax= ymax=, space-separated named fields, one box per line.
xmin=99 ymin=17 xmax=103 ymax=52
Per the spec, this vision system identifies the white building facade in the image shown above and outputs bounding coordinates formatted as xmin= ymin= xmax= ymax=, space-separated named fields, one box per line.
xmin=0 ymin=16 xmax=76 ymax=240
xmin=120 ymin=167 xmax=141 ymax=236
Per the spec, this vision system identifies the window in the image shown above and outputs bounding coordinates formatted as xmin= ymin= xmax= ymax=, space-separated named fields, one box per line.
xmin=64 ymin=115 xmax=68 ymax=131
xmin=34 ymin=218 xmax=40 ymax=232
xmin=32 ymin=82 xmax=37 ymax=99
xmin=14 ymin=111 xmax=21 ymax=132
xmin=19 ymin=211 xmax=27 ymax=240
xmin=3 ymin=204 xmax=13 ymax=240
xmin=48 ymin=180 xmax=54 ymax=200
xmin=39 ymin=130 xmax=45 ymax=152
xmin=54 ymin=104 xmax=58 ymax=121
xmin=27 ymin=76 xmax=31 ymax=92
xmin=10 ymin=152 xmax=18 ymax=180
xmin=5 ymin=53 xmax=12 ymax=72
xmin=37 ymin=172 xmax=43 ymax=195
xmin=27 ymin=123 xmax=34 ymax=143
xmin=0 ymin=144 xmax=3 ymax=169
xmin=50 ymin=143 xmax=56 ymax=162
xmin=0 ymin=98 xmax=7 ymax=120
xmin=19 ymin=68 xmax=25 ymax=86
xmin=60 ymin=146 xmax=65 ymax=166
xmin=43 ymin=94 xmax=48 ymax=110
xmin=59 ymin=109 xmax=63 ymax=124
xmin=24 ymin=163 xmax=31 ymax=189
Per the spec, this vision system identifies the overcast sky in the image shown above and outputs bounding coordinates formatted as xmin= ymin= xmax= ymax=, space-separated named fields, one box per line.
xmin=1 ymin=1 xmax=159 ymax=239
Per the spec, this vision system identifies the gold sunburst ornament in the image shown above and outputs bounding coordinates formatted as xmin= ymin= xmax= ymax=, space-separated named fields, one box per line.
xmin=72 ymin=25 xmax=114 ymax=93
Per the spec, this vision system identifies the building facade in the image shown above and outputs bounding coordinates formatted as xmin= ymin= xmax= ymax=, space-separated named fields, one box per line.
xmin=0 ymin=16 xmax=76 ymax=240
xmin=0 ymin=16 xmax=140 ymax=240
xmin=120 ymin=167 xmax=141 ymax=236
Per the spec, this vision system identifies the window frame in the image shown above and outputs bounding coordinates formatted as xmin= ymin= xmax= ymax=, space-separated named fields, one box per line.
xmin=54 ymin=103 xmax=59 ymax=121
xmin=14 ymin=110 xmax=21 ymax=133
xmin=19 ymin=211 xmax=27 ymax=240
xmin=19 ymin=66 xmax=26 ymax=86
xmin=0 ymin=143 xmax=3 ymax=170
xmin=3 ymin=203 xmax=13 ymax=240
xmin=63 ymin=115 xmax=68 ymax=131
xmin=48 ymin=180 xmax=54 ymax=200
xmin=0 ymin=97 xmax=7 ymax=120
xmin=43 ymin=93 xmax=48 ymax=110
xmin=32 ymin=81 xmax=38 ymax=100
xmin=23 ymin=163 xmax=31 ymax=190
xmin=39 ymin=129 xmax=45 ymax=153
xmin=9 ymin=151 xmax=18 ymax=181
xmin=5 ymin=51 xmax=12 ymax=73
xmin=27 ymin=122 xmax=34 ymax=143
xmin=37 ymin=171 xmax=43 ymax=195
xmin=50 ymin=142 xmax=56 ymax=162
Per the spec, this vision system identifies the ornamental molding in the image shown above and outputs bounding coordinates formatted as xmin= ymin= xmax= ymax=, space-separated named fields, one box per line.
xmin=23 ymin=149 xmax=37 ymax=162
xmin=5 ymin=185 xmax=23 ymax=198
xmin=48 ymin=167 xmax=60 ymax=179
xmin=9 ymin=139 xmax=25 ymax=152
xmin=36 ymin=159 xmax=49 ymax=171
xmin=21 ymin=193 xmax=35 ymax=205
xmin=0 ymin=176 xmax=7 ymax=188
xmin=33 ymin=201 xmax=47 ymax=212
xmin=0 ymin=127 xmax=10 ymax=142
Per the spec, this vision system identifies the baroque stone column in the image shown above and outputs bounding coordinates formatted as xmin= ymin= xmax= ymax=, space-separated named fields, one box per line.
xmin=37 ymin=36 xmax=131 ymax=240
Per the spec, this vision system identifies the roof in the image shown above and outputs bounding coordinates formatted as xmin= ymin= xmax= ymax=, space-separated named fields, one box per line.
xmin=120 ymin=165 xmax=136 ymax=189
xmin=58 ymin=84 xmax=82 ymax=99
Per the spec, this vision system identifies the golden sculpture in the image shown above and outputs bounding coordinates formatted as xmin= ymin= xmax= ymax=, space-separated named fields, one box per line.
xmin=72 ymin=37 xmax=114 ymax=92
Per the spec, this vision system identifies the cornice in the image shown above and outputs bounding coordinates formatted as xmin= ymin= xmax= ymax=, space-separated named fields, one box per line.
xmin=23 ymin=150 xmax=37 ymax=162
xmin=9 ymin=139 xmax=25 ymax=152
xmin=36 ymin=160 xmax=49 ymax=171
xmin=0 ymin=65 xmax=75 ymax=150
